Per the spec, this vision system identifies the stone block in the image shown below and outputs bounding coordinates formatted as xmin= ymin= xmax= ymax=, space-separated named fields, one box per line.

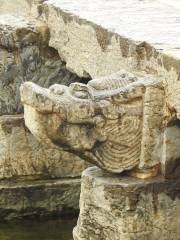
xmin=74 ymin=167 xmax=180 ymax=240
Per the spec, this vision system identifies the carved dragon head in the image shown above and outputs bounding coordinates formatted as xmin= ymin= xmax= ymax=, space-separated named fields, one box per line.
xmin=20 ymin=71 xmax=158 ymax=173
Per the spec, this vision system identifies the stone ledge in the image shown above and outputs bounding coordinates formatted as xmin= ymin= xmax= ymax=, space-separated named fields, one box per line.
xmin=0 ymin=177 xmax=81 ymax=221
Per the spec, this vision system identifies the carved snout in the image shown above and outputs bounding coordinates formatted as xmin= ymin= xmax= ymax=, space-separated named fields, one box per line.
xmin=20 ymin=82 xmax=68 ymax=145
xmin=20 ymin=82 xmax=67 ymax=117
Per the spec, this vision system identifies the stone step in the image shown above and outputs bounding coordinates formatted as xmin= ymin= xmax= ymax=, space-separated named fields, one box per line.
xmin=40 ymin=0 xmax=180 ymax=73
xmin=0 ymin=177 xmax=81 ymax=221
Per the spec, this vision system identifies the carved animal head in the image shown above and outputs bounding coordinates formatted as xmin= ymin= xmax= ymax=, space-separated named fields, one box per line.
xmin=20 ymin=71 xmax=155 ymax=173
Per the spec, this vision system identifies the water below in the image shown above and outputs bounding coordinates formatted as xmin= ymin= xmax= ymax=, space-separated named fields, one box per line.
xmin=0 ymin=218 xmax=77 ymax=240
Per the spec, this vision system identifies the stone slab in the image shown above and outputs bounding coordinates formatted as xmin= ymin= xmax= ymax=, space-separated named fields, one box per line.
xmin=46 ymin=0 xmax=180 ymax=55
xmin=0 ymin=177 xmax=81 ymax=221
xmin=74 ymin=167 xmax=180 ymax=240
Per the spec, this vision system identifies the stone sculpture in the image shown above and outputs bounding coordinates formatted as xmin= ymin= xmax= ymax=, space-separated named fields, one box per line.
xmin=18 ymin=1 xmax=180 ymax=239
xmin=20 ymin=71 xmax=166 ymax=177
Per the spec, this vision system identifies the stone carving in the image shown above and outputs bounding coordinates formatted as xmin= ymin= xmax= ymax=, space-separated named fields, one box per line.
xmin=20 ymin=71 xmax=165 ymax=175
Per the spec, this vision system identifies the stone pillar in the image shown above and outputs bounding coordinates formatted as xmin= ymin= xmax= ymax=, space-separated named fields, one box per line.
xmin=74 ymin=167 xmax=180 ymax=240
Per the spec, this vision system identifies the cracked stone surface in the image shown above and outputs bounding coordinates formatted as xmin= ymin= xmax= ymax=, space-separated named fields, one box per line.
xmin=1 ymin=0 xmax=180 ymax=227
xmin=73 ymin=167 xmax=180 ymax=240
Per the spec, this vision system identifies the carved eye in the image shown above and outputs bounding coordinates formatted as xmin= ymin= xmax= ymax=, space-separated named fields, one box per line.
xmin=50 ymin=84 xmax=65 ymax=95
xmin=70 ymin=83 xmax=92 ymax=99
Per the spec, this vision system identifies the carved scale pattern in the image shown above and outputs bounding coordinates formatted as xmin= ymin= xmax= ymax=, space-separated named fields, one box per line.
xmin=88 ymin=72 xmax=137 ymax=91
xmin=94 ymin=116 xmax=142 ymax=172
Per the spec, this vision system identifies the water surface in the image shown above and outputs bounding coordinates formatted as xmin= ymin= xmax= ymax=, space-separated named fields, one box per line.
xmin=0 ymin=218 xmax=76 ymax=240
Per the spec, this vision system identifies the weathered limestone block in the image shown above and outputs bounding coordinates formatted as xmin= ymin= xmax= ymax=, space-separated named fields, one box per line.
xmin=40 ymin=1 xmax=138 ymax=78
xmin=0 ymin=177 xmax=80 ymax=221
xmin=0 ymin=114 xmax=88 ymax=179
xmin=0 ymin=15 xmax=86 ymax=115
xmin=20 ymin=71 xmax=165 ymax=175
xmin=73 ymin=167 xmax=180 ymax=240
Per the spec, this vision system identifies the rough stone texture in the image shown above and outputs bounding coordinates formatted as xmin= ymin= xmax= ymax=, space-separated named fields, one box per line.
xmin=0 ymin=177 xmax=80 ymax=221
xmin=0 ymin=14 xmax=87 ymax=115
xmin=73 ymin=167 xmax=180 ymax=240
xmin=0 ymin=115 xmax=88 ymax=179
